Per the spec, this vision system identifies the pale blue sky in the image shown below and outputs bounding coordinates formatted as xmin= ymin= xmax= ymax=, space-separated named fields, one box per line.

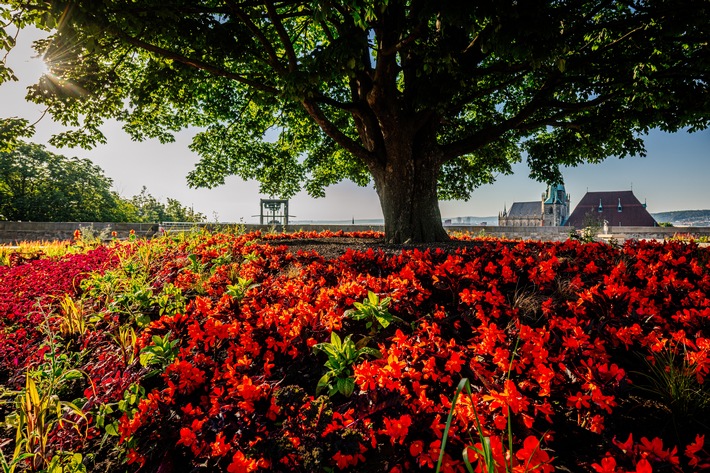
xmin=2 ymin=27 xmax=709 ymax=223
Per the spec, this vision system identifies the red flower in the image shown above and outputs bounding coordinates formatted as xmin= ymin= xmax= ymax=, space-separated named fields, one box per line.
xmin=413 ymin=440 xmax=442 ymax=469
xmin=583 ymin=414 xmax=603 ymax=434
xmin=635 ymin=458 xmax=652 ymax=473
xmin=410 ymin=440 xmax=424 ymax=458
xmin=686 ymin=434 xmax=710 ymax=468
xmin=468 ymin=436 xmax=508 ymax=471
xmin=177 ymin=427 xmax=198 ymax=448
xmin=515 ymin=436 xmax=554 ymax=473
xmin=166 ymin=360 xmax=206 ymax=395
xmin=567 ymin=391 xmax=592 ymax=409
xmin=227 ymin=451 xmax=262 ymax=473
xmin=332 ymin=449 xmax=366 ymax=470
xmin=592 ymin=455 xmax=618 ymax=473
xmin=444 ymin=350 xmax=465 ymax=373
xmin=211 ymin=432 xmax=230 ymax=457
xmin=585 ymin=261 xmax=600 ymax=274
xmin=126 ymin=449 xmax=146 ymax=467
xmin=482 ymin=380 xmax=529 ymax=415
xmin=380 ymin=414 xmax=412 ymax=445
xmin=613 ymin=433 xmax=634 ymax=454
xmin=639 ymin=437 xmax=678 ymax=465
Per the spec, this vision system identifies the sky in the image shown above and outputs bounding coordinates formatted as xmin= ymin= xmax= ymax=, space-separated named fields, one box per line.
xmin=2 ymin=27 xmax=709 ymax=223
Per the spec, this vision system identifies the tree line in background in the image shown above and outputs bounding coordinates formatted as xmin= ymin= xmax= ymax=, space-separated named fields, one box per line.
xmin=0 ymin=141 xmax=205 ymax=222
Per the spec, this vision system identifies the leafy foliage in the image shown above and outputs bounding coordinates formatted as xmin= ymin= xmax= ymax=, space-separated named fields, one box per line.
xmin=138 ymin=333 xmax=180 ymax=376
xmin=128 ymin=187 xmax=205 ymax=223
xmin=2 ymin=349 xmax=87 ymax=472
xmin=2 ymin=1 xmax=708 ymax=240
xmin=0 ymin=141 xmax=204 ymax=223
xmin=0 ymin=142 xmax=130 ymax=222
xmin=345 ymin=290 xmax=394 ymax=333
xmin=0 ymin=118 xmax=34 ymax=153
xmin=313 ymin=332 xmax=381 ymax=397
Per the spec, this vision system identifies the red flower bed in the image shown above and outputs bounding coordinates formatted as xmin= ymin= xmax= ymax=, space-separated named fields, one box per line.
xmin=2 ymin=232 xmax=709 ymax=472
xmin=115 ymin=235 xmax=710 ymax=472
xmin=0 ymin=246 xmax=118 ymax=386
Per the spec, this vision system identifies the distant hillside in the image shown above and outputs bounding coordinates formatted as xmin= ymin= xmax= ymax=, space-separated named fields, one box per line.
xmin=652 ymin=210 xmax=710 ymax=227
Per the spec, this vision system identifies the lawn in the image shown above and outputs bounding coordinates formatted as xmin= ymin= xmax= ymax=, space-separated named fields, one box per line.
xmin=1 ymin=229 xmax=708 ymax=472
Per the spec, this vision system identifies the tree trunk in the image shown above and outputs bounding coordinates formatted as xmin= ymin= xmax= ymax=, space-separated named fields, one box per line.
xmin=371 ymin=151 xmax=449 ymax=244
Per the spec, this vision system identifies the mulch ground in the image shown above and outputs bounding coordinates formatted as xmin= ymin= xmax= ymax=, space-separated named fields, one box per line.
xmin=260 ymin=237 xmax=494 ymax=260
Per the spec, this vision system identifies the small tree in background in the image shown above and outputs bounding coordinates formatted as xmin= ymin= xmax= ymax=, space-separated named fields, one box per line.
xmin=130 ymin=187 xmax=205 ymax=223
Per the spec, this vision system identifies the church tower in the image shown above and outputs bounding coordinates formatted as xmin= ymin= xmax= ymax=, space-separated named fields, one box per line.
xmin=542 ymin=183 xmax=570 ymax=226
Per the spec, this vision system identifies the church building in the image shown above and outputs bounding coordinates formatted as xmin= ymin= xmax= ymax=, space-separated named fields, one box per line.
xmin=498 ymin=183 xmax=570 ymax=226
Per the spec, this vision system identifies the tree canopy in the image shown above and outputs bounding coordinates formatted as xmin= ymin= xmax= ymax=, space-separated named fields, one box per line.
xmin=0 ymin=141 xmax=130 ymax=221
xmin=129 ymin=186 xmax=206 ymax=223
xmin=1 ymin=0 xmax=708 ymax=241
xmin=0 ymin=141 xmax=205 ymax=222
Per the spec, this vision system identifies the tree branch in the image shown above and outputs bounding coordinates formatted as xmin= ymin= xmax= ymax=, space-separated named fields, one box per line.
xmin=442 ymin=91 xmax=617 ymax=161
xmin=600 ymin=25 xmax=646 ymax=51
xmin=223 ymin=0 xmax=285 ymax=73
xmin=311 ymin=93 xmax=359 ymax=112
xmin=546 ymin=93 xmax=616 ymax=111
xmin=301 ymin=99 xmax=375 ymax=164
xmin=445 ymin=72 xmax=528 ymax=116
xmin=442 ymin=88 xmax=551 ymax=161
xmin=109 ymin=5 xmax=231 ymax=15
xmin=264 ymin=0 xmax=298 ymax=72
xmin=118 ymin=32 xmax=280 ymax=95
xmin=379 ymin=25 xmax=424 ymax=57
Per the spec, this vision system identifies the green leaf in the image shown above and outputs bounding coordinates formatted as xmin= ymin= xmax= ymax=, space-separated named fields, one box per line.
xmin=557 ymin=58 xmax=566 ymax=73
xmin=62 ymin=400 xmax=87 ymax=418
xmin=336 ymin=377 xmax=355 ymax=397
xmin=367 ymin=291 xmax=378 ymax=305
xmin=63 ymin=370 xmax=84 ymax=381
xmin=316 ymin=372 xmax=332 ymax=394
xmin=105 ymin=423 xmax=119 ymax=437
xmin=358 ymin=347 xmax=382 ymax=359
xmin=330 ymin=332 xmax=342 ymax=350
xmin=375 ymin=314 xmax=391 ymax=328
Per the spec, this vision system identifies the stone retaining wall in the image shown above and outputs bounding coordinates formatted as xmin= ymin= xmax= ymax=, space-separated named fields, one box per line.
xmin=0 ymin=222 xmax=160 ymax=244
xmin=444 ymin=225 xmax=710 ymax=242
xmin=0 ymin=222 xmax=386 ymax=244
xmin=2 ymin=221 xmax=710 ymax=244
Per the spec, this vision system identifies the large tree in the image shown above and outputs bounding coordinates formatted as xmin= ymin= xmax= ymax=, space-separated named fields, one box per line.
xmin=1 ymin=1 xmax=708 ymax=241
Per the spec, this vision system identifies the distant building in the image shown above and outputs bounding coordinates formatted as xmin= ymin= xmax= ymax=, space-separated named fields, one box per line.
xmin=499 ymin=183 xmax=570 ymax=226
xmin=566 ymin=190 xmax=656 ymax=227
xmin=443 ymin=216 xmax=490 ymax=226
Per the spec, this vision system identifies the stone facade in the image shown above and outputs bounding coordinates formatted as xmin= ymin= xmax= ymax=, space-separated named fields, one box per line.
xmin=542 ymin=184 xmax=571 ymax=226
xmin=499 ymin=183 xmax=570 ymax=226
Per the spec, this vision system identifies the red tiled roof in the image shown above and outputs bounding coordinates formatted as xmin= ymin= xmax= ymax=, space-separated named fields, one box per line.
xmin=566 ymin=191 xmax=657 ymax=227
